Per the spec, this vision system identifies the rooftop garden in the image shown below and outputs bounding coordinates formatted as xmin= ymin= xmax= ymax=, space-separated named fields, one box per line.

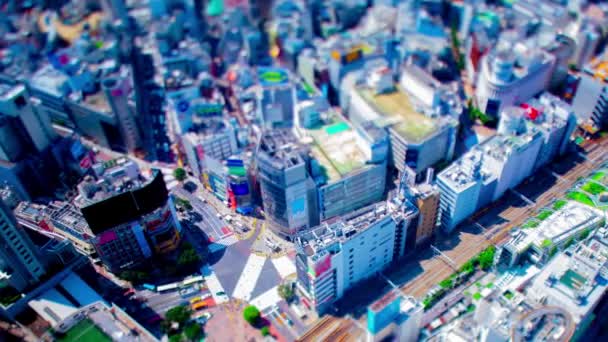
xmin=566 ymin=191 xmax=594 ymax=207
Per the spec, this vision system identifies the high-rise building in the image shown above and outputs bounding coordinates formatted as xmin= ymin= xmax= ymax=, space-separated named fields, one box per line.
xmin=438 ymin=93 xmax=575 ymax=232
xmin=101 ymin=72 xmax=142 ymax=154
xmin=0 ymin=200 xmax=46 ymax=292
xmin=257 ymin=68 xmax=296 ymax=129
xmin=131 ymin=47 xmax=173 ymax=162
xmin=295 ymin=202 xmax=417 ymax=314
xmin=76 ymin=158 xmax=181 ymax=272
xmin=0 ymin=81 xmax=61 ymax=200
xmin=257 ymin=130 xmax=316 ymax=239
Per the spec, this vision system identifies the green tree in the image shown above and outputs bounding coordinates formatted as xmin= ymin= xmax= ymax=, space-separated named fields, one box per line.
xmin=174 ymin=168 xmax=187 ymax=182
xmin=478 ymin=246 xmax=496 ymax=271
xmin=261 ymin=326 xmax=270 ymax=337
xmin=439 ymin=278 xmax=453 ymax=289
xmin=165 ymin=305 xmax=192 ymax=326
xmin=177 ymin=245 xmax=202 ymax=267
xmin=278 ymin=284 xmax=295 ymax=302
xmin=243 ymin=305 xmax=261 ymax=325
xmin=184 ymin=323 xmax=202 ymax=340
xmin=168 ymin=334 xmax=182 ymax=342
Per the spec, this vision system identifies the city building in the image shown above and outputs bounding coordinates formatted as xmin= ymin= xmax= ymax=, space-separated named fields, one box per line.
xmin=76 ymin=158 xmax=181 ymax=272
xmin=101 ymin=71 xmax=142 ymax=154
xmin=257 ymin=129 xmax=317 ymax=239
xmin=295 ymin=202 xmax=417 ymax=314
xmin=347 ymin=64 xmax=459 ymax=174
xmin=367 ymin=289 xmax=423 ymax=342
xmin=497 ymin=201 xmax=605 ymax=267
xmin=14 ymin=201 xmax=95 ymax=256
xmin=256 ymin=67 xmax=296 ymax=129
xmin=0 ymin=200 xmax=46 ymax=292
xmin=49 ymin=300 xmax=159 ymax=342
xmin=0 ymin=80 xmax=62 ymax=200
xmin=294 ymin=105 xmax=389 ymax=222
xmin=475 ymin=41 xmax=556 ymax=117
xmin=527 ymin=228 xmax=608 ymax=328
xmin=438 ymin=94 xmax=575 ymax=231
xmin=181 ymin=119 xmax=238 ymax=180
xmin=408 ymin=180 xmax=440 ymax=246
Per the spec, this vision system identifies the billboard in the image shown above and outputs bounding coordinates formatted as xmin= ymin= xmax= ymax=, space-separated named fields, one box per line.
xmin=367 ymin=290 xmax=402 ymax=334
xmin=81 ymin=171 xmax=169 ymax=233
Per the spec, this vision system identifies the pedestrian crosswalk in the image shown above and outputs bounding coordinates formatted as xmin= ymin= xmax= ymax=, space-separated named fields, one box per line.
xmin=201 ymin=266 xmax=229 ymax=304
xmin=250 ymin=286 xmax=281 ymax=311
xmin=208 ymin=235 xmax=239 ymax=253
xmin=232 ymin=255 xmax=267 ymax=301
xmin=271 ymin=256 xmax=296 ymax=279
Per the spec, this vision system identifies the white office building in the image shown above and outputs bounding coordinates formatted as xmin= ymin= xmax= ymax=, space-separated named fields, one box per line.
xmin=295 ymin=202 xmax=418 ymax=314
xmin=475 ymin=42 xmax=556 ymax=117
xmin=438 ymin=93 xmax=575 ymax=232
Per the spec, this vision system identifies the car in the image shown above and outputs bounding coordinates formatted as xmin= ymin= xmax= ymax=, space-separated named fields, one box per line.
xmin=196 ymin=312 xmax=213 ymax=324
xmin=216 ymin=291 xmax=226 ymax=296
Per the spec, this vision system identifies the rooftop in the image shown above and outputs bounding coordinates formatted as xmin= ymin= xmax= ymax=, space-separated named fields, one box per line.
xmin=528 ymin=233 xmax=608 ymax=322
xmin=258 ymin=129 xmax=308 ymax=170
xmin=296 ymin=202 xmax=392 ymax=258
xmin=75 ymin=158 xmax=146 ymax=207
xmin=507 ymin=201 xmax=604 ymax=253
xmin=303 ymin=115 xmax=369 ymax=182
xmin=356 ymin=85 xmax=438 ymax=143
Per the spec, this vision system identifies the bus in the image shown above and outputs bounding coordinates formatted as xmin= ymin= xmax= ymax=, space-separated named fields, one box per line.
xmin=157 ymin=283 xmax=179 ymax=293
xmin=142 ymin=283 xmax=156 ymax=291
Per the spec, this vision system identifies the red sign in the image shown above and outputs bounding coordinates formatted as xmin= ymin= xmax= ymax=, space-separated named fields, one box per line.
xmin=39 ymin=220 xmax=52 ymax=231
xmin=314 ymin=254 xmax=332 ymax=277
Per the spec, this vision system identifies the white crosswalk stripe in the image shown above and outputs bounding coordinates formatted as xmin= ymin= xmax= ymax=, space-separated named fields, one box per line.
xmin=201 ymin=266 xmax=229 ymax=304
xmin=250 ymin=286 xmax=281 ymax=311
xmin=232 ymin=254 xmax=266 ymax=302
xmin=208 ymin=235 xmax=238 ymax=253
xmin=271 ymin=256 xmax=296 ymax=279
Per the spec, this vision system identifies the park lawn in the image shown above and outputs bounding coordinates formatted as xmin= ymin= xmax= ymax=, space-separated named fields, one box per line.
xmin=567 ymin=191 xmax=595 ymax=207
xmin=57 ymin=320 xmax=111 ymax=342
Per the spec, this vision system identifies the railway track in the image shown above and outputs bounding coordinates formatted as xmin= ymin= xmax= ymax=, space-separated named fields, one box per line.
xmin=300 ymin=138 xmax=608 ymax=340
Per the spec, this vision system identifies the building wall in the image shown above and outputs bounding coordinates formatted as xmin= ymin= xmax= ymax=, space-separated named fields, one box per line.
xmin=91 ymin=223 xmax=151 ymax=272
xmin=437 ymin=178 xmax=482 ymax=232
xmin=0 ymin=201 xmax=45 ymax=291
xmin=318 ymin=163 xmax=387 ymax=221
xmin=339 ymin=217 xmax=396 ymax=295
xmin=415 ymin=192 xmax=439 ymax=244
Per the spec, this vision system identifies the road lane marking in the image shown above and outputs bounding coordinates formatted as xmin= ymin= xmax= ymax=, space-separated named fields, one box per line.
xmin=232 ymin=254 xmax=266 ymax=301
xmin=208 ymin=235 xmax=239 ymax=253
xmin=201 ymin=266 xmax=229 ymax=304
